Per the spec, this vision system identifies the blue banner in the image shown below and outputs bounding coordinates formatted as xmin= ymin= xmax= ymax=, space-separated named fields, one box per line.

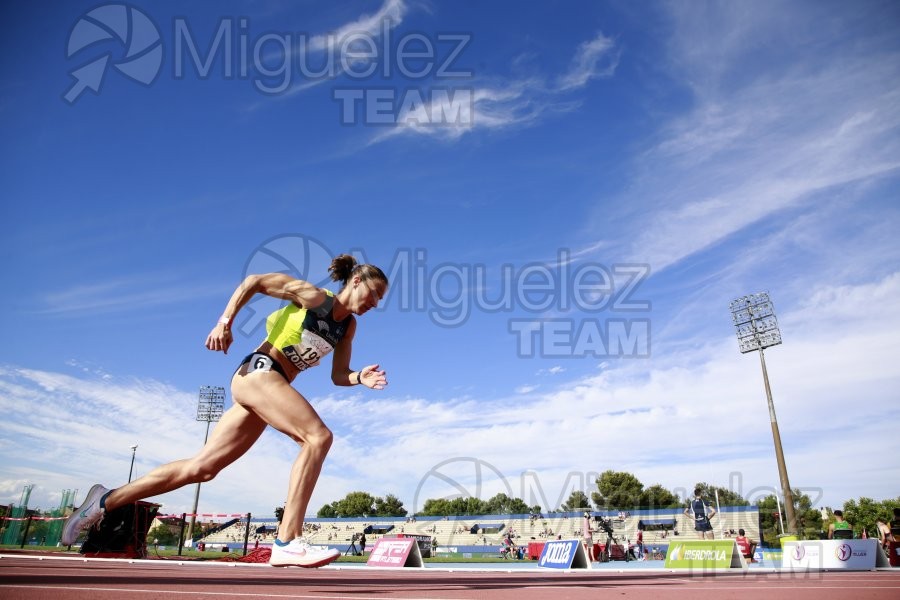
xmin=537 ymin=539 xmax=590 ymax=569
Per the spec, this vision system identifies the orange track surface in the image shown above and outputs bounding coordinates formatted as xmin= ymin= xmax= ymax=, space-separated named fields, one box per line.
xmin=1 ymin=554 xmax=899 ymax=599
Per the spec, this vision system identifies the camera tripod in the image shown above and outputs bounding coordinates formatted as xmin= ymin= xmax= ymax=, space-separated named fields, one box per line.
xmin=596 ymin=520 xmax=632 ymax=563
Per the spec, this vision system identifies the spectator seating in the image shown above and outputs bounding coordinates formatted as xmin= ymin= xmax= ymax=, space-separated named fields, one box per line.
xmin=196 ymin=507 xmax=762 ymax=554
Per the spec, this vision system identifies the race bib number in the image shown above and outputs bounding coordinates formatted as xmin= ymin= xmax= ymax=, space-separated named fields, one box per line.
xmin=247 ymin=354 xmax=275 ymax=373
xmin=282 ymin=329 xmax=334 ymax=371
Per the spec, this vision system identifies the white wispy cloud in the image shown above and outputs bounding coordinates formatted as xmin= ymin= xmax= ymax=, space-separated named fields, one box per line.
xmin=255 ymin=11 xmax=618 ymax=142
xmin=307 ymin=0 xmax=408 ymax=53
xmin=35 ymin=275 xmax=221 ymax=316
xmin=556 ymin=32 xmax=619 ymax=91
xmin=250 ymin=0 xmax=410 ymax=102
xmin=0 ymin=367 xmax=297 ymax=517
xmin=570 ymin=2 xmax=900 ymax=285
xmin=367 ymin=80 xmax=549 ymax=145
xmin=636 ymin=69 xmax=899 ymax=272
xmin=367 ymin=31 xmax=620 ymax=145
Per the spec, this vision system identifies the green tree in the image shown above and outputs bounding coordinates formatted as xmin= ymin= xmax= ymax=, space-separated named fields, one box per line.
xmin=757 ymin=489 xmax=823 ymax=545
xmin=146 ymin=523 xmax=178 ymax=546
xmin=4 ymin=511 xmax=51 ymax=545
xmin=373 ymin=494 xmax=408 ymax=517
xmin=450 ymin=496 xmax=487 ymax=515
xmin=484 ymin=493 xmax=508 ymax=514
xmin=792 ymin=490 xmax=823 ymax=539
xmin=316 ymin=503 xmax=336 ymax=518
xmin=419 ymin=498 xmax=454 ymax=516
xmin=757 ymin=494 xmax=781 ymax=545
xmin=693 ymin=482 xmax=749 ymax=506
xmin=482 ymin=493 xmax=533 ymax=515
xmin=418 ymin=496 xmax=488 ymax=516
xmin=592 ymin=470 xmax=644 ymax=509
xmin=507 ymin=498 xmax=536 ymax=514
xmin=842 ymin=496 xmax=900 ymax=538
xmin=559 ymin=490 xmax=593 ymax=512
xmin=332 ymin=491 xmax=376 ymax=517
xmin=640 ymin=484 xmax=681 ymax=509
xmin=26 ymin=512 xmax=51 ymax=545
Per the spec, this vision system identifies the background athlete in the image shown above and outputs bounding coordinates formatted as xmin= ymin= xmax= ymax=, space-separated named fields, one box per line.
xmin=685 ymin=488 xmax=717 ymax=540
xmin=63 ymin=255 xmax=389 ymax=568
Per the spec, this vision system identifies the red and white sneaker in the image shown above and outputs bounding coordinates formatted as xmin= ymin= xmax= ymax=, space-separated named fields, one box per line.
xmin=270 ymin=538 xmax=340 ymax=568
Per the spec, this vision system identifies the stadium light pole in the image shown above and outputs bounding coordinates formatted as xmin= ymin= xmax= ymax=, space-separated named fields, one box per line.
xmin=127 ymin=444 xmax=138 ymax=483
xmin=186 ymin=386 xmax=225 ymax=544
xmin=730 ymin=292 xmax=798 ymax=535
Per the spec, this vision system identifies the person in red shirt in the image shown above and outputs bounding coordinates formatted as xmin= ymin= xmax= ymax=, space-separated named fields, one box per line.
xmin=735 ymin=528 xmax=755 ymax=561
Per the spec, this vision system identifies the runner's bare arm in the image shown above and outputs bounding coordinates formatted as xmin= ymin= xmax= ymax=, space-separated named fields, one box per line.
xmin=331 ymin=321 xmax=387 ymax=389
xmin=331 ymin=320 xmax=357 ymax=385
xmin=206 ymin=273 xmax=329 ymax=354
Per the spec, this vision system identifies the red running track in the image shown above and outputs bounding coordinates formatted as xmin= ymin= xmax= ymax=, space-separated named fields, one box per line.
xmin=1 ymin=554 xmax=899 ymax=600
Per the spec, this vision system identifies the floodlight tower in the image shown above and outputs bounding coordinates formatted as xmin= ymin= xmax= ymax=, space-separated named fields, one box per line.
xmin=186 ymin=386 xmax=225 ymax=543
xmin=730 ymin=292 xmax=798 ymax=535
xmin=128 ymin=444 xmax=138 ymax=483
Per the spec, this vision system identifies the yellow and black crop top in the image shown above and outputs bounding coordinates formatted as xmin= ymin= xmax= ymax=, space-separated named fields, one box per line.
xmin=264 ymin=291 xmax=350 ymax=372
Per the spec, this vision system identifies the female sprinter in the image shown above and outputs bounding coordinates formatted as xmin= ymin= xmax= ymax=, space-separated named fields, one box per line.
xmin=62 ymin=255 xmax=388 ymax=567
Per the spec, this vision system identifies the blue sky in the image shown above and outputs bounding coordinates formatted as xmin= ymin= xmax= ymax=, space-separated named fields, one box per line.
xmin=1 ymin=0 xmax=899 ymax=521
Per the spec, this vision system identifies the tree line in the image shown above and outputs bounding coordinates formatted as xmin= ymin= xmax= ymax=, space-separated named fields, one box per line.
xmin=306 ymin=471 xmax=898 ymax=541
xmin=307 ymin=470 xmax=755 ymax=519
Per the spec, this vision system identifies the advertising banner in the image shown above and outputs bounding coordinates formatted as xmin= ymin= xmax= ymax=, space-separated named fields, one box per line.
xmin=536 ymin=539 xmax=592 ymax=569
xmin=366 ymin=537 xmax=424 ymax=568
xmin=782 ymin=539 xmax=889 ymax=570
xmin=664 ymin=540 xmax=746 ymax=570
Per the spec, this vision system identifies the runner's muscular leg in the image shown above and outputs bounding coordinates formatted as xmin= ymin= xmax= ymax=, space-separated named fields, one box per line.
xmin=230 ymin=371 xmax=333 ymax=541
xmin=102 ymin=401 xmax=268 ymax=512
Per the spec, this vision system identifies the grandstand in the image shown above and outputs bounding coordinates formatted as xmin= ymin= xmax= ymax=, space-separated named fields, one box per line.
xmin=195 ymin=506 xmax=762 ymax=556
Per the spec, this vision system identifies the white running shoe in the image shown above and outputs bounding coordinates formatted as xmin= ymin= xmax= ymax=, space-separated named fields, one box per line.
xmin=61 ymin=484 xmax=109 ymax=545
xmin=269 ymin=538 xmax=340 ymax=568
